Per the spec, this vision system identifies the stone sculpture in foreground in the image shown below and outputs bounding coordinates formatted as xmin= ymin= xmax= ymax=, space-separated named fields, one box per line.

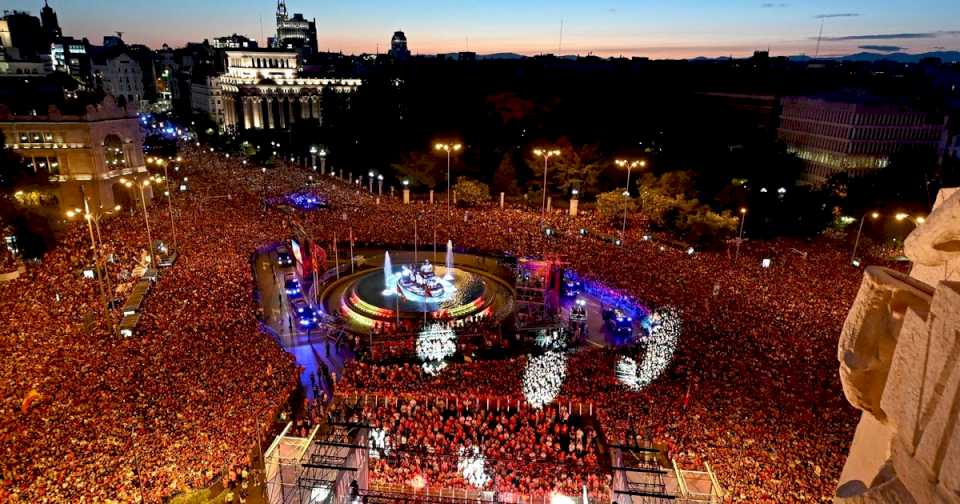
xmin=836 ymin=188 xmax=960 ymax=503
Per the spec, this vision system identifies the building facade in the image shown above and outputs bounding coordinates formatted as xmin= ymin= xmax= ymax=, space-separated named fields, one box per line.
xmin=92 ymin=49 xmax=145 ymax=106
xmin=213 ymin=34 xmax=258 ymax=50
xmin=778 ymin=96 xmax=949 ymax=182
xmin=191 ymin=75 xmax=224 ymax=128
xmin=389 ymin=31 xmax=410 ymax=60
xmin=0 ymin=95 xmax=149 ymax=212
xmin=273 ymin=1 xmax=317 ymax=54
xmin=0 ymin=9 xmax=54 ymax=76
xmin=40 ymin=0 xmax=61 ymax=43
xmin=215 ymin=50 xmax=361 ymax=131
xmin=51 ymin=37 xmax=90 ymax=76
xmin=0 ymin=11 xmax=46 ymax=61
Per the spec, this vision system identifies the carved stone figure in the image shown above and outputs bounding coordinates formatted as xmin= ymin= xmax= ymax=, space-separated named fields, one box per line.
xmin=836 ymin=188 xmax=960 ymax=504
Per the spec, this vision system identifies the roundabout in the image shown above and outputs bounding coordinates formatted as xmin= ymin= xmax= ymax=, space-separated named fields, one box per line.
xmin=319 ymin=247 xmax=515 ymax=332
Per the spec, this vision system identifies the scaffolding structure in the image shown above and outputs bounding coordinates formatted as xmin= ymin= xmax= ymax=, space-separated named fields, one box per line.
xmin=610 ymin=443 xmax=725 ymax=504
xmin=265 ymin=421 xmax=369 ymax=504
xmin=514 ymin=257 xmax=564 ymax=330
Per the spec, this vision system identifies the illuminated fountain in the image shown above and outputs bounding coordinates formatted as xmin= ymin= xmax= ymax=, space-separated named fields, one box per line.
xmin=383 ymin=251 xmax=393 ymax=292
xmin=321 ymin=248 xmax=514 ymax=332
xmin=397 ymin=260 xmax=455 ymax=301
xmin=444 ymin=240 xmax=454 ymax=280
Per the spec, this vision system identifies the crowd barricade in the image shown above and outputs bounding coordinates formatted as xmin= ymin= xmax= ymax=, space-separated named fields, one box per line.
xmin=336 ymin=392 xmax=598 ymax=419
xmin=367 ymin=482 xmax=608 ymax=503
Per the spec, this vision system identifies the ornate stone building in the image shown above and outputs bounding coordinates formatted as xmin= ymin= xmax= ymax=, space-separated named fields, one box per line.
xmin=0 ymin=95 xmax=149 ymax=212
xmin=217 ymin=50 xmax=361 ymax=132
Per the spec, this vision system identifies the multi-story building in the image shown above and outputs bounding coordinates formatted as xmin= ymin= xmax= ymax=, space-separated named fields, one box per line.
xmin=191 ymin=75 xmax=224 ymax=128
xmin=0 ymin=95 xmax=149 ymax=212
xmin=778 ymin=96 xmax=949 ymax=182
xmin=40 ymin=0 xmax=61 ymax=44
xmin=389 ymin=31 xmax=410 ymax=60
xmin=91 ymin=46 xmax=145 ymax=106
xmin=213 ymin=49 xmax=360 ymax=131
xmin=164 ymin=41 xmax=221 ymax=115
xmin=273 ymin=1 xmax=317 ymax=55
xmin=213 ymin=34 xmax=258 ymax=50
xmin=0 ymin=10 xmax=46 ymax=61
xmin=126 ymin=44 xmax=159 ymax=102
xmin=0 ymin=9 xmax=54 ymax=76
xmin=51 ymin=36 xmax=91 ymax=77
xmin=0 ymin=58 xmax=52 ymax=76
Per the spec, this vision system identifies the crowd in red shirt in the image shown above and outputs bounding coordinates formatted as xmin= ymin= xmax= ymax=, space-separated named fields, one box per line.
xmin=1 ymin=143 xmax=880 ymax=502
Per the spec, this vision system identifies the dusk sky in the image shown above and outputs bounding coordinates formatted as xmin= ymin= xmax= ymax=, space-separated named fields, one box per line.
xmin=8 ymin=0 xmax=960 ymax=58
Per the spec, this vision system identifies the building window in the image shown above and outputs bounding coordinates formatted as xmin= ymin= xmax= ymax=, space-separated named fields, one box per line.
xmin=28 ymin=155 xmax=60 ymax=176
xmin=18 ymin=131 xmax=53 ymax=144
xmin=104 ymin=134 xmax=127 ymax=168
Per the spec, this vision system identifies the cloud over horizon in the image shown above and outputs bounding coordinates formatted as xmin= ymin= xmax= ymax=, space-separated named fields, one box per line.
xmin=858 ymin=45 xmax=905 ymax=52
xmin=816 ymin=31 xmax=960 ymax=41
xmin=814 ymin=13 xmax=860 ymax=19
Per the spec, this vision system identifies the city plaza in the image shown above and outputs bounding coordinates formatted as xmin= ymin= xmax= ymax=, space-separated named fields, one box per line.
xmin=3 ymin=125 xmax=874 ymax=503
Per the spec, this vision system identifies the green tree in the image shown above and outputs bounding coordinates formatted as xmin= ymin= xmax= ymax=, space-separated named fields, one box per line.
xmin=631 ymin=169 xmax=739 ymax=245
xmin=595 ymin=188 xmax=637 ymax=222
xmin=528 ymin=139 xmax=604 ymax=196
xmin=492 ymin=153 xmax=521 ymax=196
xmin=486 ymin=92 xmax=538 ymax=125
xmin=453 ymin=177 xmax=491 ymax=206
xmin=636 ymin=172 xmax=682 ymax=227
xmin=675 ymin=208 xmax=738 ymax=245
xmin=656 ymin=170 xmax=696 ymax=199
xmin=391 ymin=151 xmax=446 ymax=189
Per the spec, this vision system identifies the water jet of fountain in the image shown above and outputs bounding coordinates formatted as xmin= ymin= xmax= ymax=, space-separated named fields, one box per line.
xmin=384 ymin=251 xmax=393 ymax=289
xmin=444 ymin=240 xmax=454 ymax=280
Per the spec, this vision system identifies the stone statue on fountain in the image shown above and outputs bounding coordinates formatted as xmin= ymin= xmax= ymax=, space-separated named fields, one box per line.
xmin=399 ymin=260 xmax=445 ymax=298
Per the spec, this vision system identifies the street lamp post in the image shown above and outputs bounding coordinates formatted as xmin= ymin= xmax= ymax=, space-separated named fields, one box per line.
xmin=533 ymin=148 xmax=561 ymax=220
xmin=69 ymin=186 xmax=110 ymax=319
xmin=736 ymin=207 xmax=747 ymax=259
xmin=124 ymin=177 xmax=157 ymax=270
xmin=435 ymin=142 xmax=462 ymax=214
xmin=309 ymin=146 xmax=318 ymax=170
xmin=319 ymin=149 xmax=327 ymax=176
xmin=368 ymin=171 xmax=375 ymax=193
xmin=852 ymin=211 xmax=880 ymax=263
xmin=86 ymin=199 xmax=121 ymax=314
xmin=616 ymin=159 xmax=645 ymax=241
xmin=378 ymin=174 xmax=384 ymax=197
xmin=159 ymin=161 xmax=178 ymax=252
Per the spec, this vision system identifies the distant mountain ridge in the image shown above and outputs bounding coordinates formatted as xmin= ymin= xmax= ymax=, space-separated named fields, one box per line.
xmin=429 ymin=50 xmax=960 ymax=63
xmin=831 ymin=51 xmax=960 ymax=63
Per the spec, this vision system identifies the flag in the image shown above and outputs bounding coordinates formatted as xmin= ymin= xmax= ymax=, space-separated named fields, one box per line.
xmin=21 ymin=389 xmax=41 ymax=414
xmin=311 ymin=242 xmax=327 ymax=273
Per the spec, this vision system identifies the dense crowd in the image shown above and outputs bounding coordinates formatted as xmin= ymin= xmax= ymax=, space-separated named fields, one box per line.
xmin=336 ymin=398 xmax=609 ymax=499
xmin=302 ymin=168 xmax=874 ymax=501
xmin=0 ymin=148 xmax=302 ymax=502
xmin=1 ymin=142 xmax=885 ymax=502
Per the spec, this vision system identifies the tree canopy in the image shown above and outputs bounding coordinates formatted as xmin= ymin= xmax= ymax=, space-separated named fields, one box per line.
xmin=453 ymin=177 xmax=491 ymax=206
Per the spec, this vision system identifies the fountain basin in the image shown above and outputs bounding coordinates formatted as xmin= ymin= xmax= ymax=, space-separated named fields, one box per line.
xmin=319 ymin=252 xmax=515 ymax=332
